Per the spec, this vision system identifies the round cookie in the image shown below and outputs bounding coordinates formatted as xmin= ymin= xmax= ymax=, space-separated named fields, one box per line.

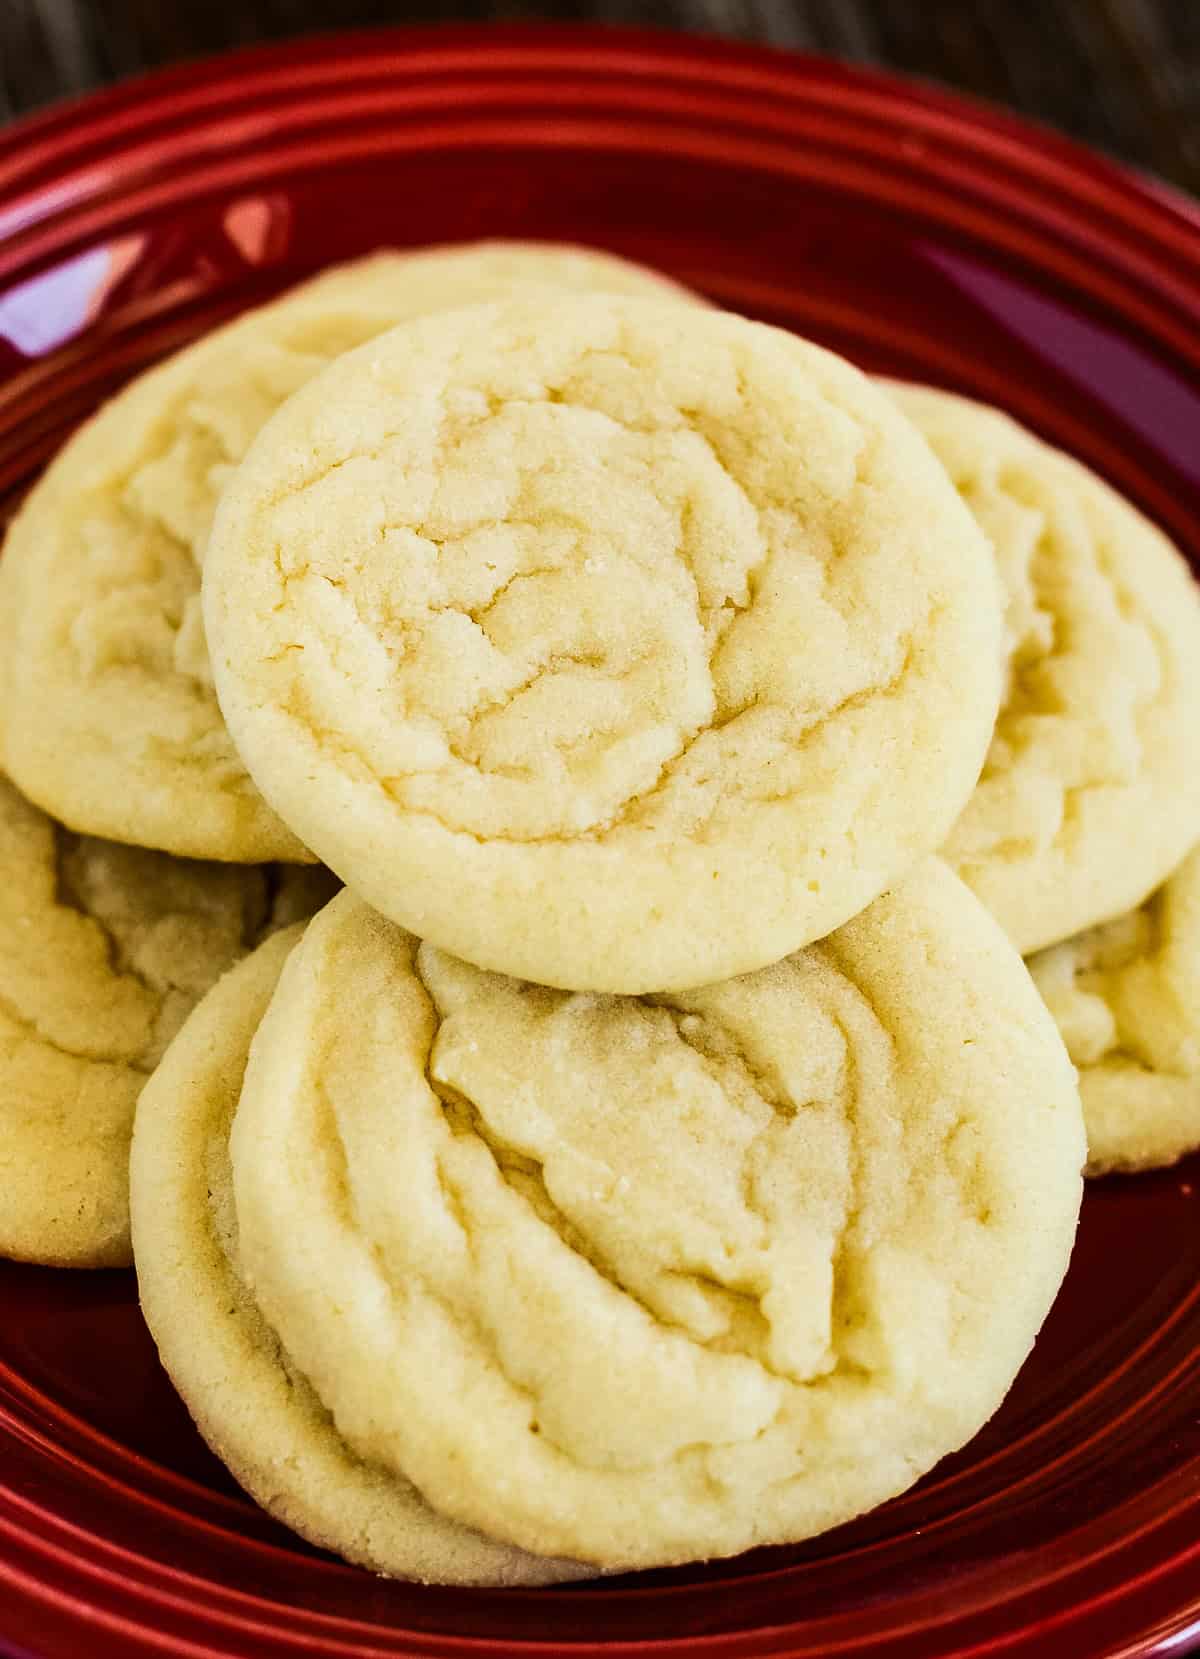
xmin=204 ymin=295 xmax=1002 ymax=991
xmin=218 ymin=866 xmax=1082 ymax=1573
xmin=130 ymin=928 xmax=585 ymax=1587
xmin=1029 ymin=844 xmax=1200 ymax=1175
xmin=0 ymin=242 xmax=700 ymax=862
xmin=887 ymin=382 xmax=1200 ymax=954
xmin=0 ymin=773 xmax=337 ymax=1268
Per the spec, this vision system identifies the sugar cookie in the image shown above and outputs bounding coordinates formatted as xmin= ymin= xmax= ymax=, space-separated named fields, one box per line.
xmin=0 ymin=774 xmax=335 ymax=1267
xmin=1030 ymin=845 xmax=1200 ymax=1174
xmin=888 ymin=383 xmax=1200 ymax=953
xmin=205 ymin=296 xmax=1002 ymax=990
xmin=166 ymin=864 xmax=1082 ymax=1574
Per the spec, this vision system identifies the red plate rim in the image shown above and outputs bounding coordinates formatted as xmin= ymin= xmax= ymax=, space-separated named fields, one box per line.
xmin=0 ymin=25 xmax=1198 ymax=311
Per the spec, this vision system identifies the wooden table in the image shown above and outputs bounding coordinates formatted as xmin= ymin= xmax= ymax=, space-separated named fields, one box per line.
xmin=2 ymin=0 xmax=1198 ymax=195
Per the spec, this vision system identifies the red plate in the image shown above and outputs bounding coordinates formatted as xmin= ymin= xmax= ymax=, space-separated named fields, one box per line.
xmin=1 ymin=26 xmax=1199 ymax=1659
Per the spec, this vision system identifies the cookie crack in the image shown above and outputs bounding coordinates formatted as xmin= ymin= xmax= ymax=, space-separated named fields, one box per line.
xmin=970 ymin=471 xmax=1169 ymax=855
xmin=649 ymin=1002 xmax=794 ymax=1119
xmin=54 ymin=830 xmax=267 ymax=996
xmin=349 ymin=632 xmax=919 ymax=850
xmin=52 ymin=830 xmax=169 ymax=1014
xmin=421 ymin=1060 xmax=702 ymax=1345
xmin=303 ymin=1053 xmax=561 ymax=1432
xmin=820 ymin=1013 xmax=865 ymax=1373
xmin=413 ymin=976 xmax=826 ymax=1389
xmin=0 ymin=979 xmax=150 ymax=1073
xmin=264 ymin=369 xmax=918 ymax=848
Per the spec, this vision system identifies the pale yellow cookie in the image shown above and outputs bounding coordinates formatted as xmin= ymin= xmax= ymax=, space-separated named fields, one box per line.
xmin=888 ymin=383 xmax=1200 ymax=954
xmin=205 ymin=295 xmax=1002 ymax=991
xmin=1029 ymin=844 xmax=1200 ymax=1174
xmin=215 ymin=864 xmax=1081 ymax=1573
xmin=0 ymin=773 xmax=336 ymax=1268
xmin=0 ymin=243 xmax=700 ymax=862
xmin=130 ymin=928 xmax=585 ymax=1586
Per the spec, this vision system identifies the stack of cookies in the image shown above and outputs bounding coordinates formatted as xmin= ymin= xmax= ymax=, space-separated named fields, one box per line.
xmin=1 ymin=240 xmax=1197 ymax=1583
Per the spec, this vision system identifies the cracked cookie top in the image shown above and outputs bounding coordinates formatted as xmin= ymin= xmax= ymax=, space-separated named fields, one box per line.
xmin=0 ymin=243 xmax=700 ymax=862
xmin=221 ymin=868 xmax=1082 ymax=1571
xmin=1029 ymin=844 xmax=1200 ymax=1174
xmin=205 ymin=295 xmax=1001 ymax=990
xmin=0 ymin=772 xmax=337 ymax=1267
xmin=889 ymin=384 xmax=1200 ymax=955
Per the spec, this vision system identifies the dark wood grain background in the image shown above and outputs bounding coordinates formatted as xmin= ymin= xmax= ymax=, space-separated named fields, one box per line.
xmin=1 ymin=0 xmax=1198 ymax=195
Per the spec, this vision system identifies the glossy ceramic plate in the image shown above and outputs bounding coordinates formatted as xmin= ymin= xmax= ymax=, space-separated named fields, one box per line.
xmin=1 ymin=25 xmax=1199 ymax=1659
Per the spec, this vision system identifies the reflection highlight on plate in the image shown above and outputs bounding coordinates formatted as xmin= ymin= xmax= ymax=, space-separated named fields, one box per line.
xmin=0 ymin=236 xmax=145 ymax=356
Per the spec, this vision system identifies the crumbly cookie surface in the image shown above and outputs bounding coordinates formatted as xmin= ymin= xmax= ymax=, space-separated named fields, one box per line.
xmin=0 ymin=243 xmax=698 ymax=861
xmin=0 ymin=774 xmax=335 ymax=1267
xmin=889 ymin=383 xmax=1200 ymax=954
xmin=1029 ymin=845 xmax=1200 ymax=1174
xmin=225 ymin=866 xmax=1082 ymax=1571
xmin=130 ymin=929 xmax=584 ymax=1586
xmin=206 ymin=296 xmax=1001 ymax=990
